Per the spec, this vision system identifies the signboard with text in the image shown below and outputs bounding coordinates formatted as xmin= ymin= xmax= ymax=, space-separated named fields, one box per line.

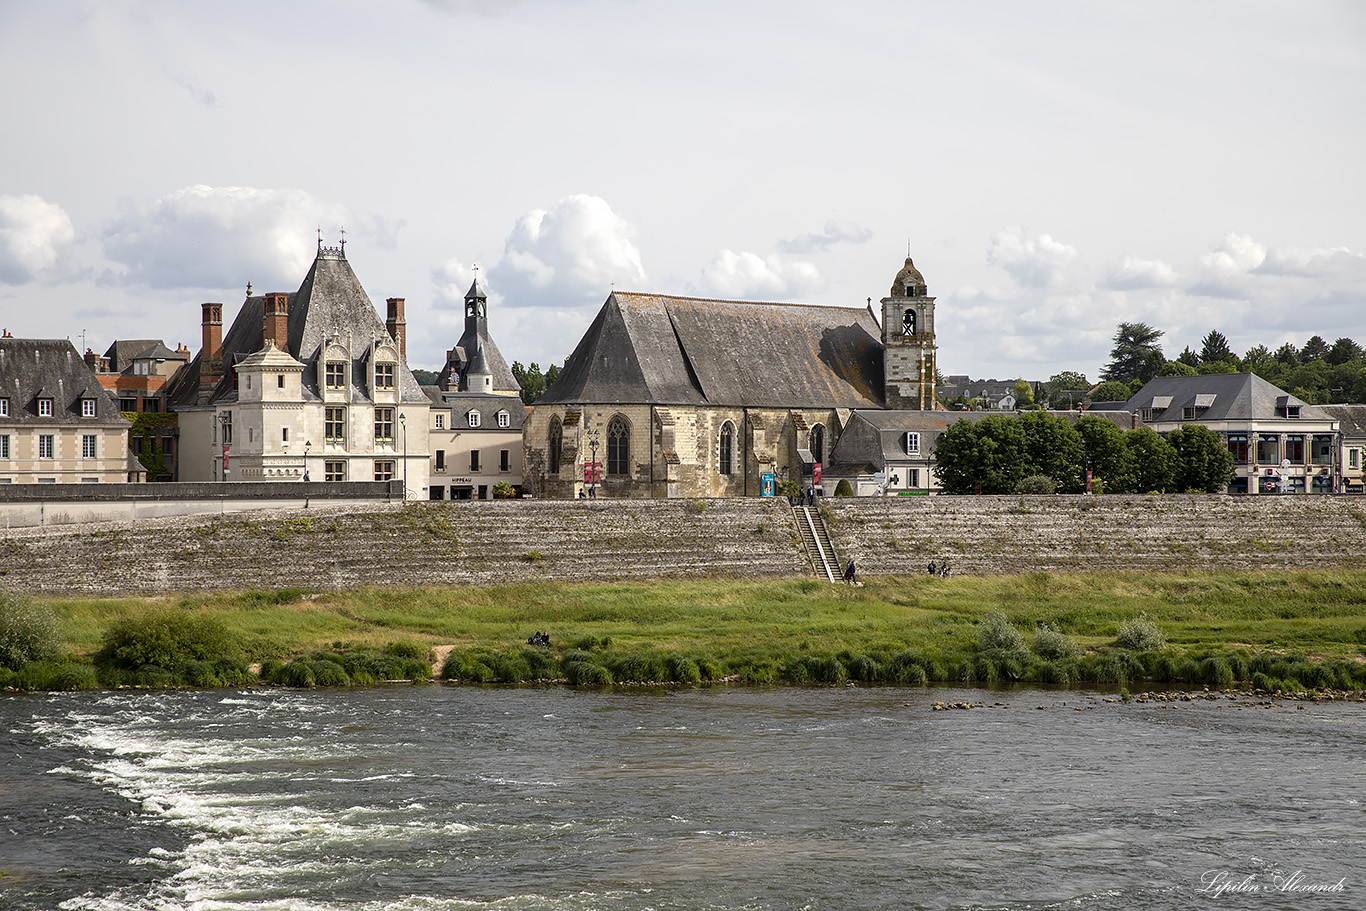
xmin=761 ymin=473 xmax=775 ymax=497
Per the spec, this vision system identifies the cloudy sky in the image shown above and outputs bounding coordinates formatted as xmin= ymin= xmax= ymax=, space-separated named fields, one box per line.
xmin=2 ymin=0 xmax=1363 ymax=384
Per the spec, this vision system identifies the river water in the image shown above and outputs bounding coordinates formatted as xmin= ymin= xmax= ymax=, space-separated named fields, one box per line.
xmin=1 ymin=685 xmax=1360 ymax=911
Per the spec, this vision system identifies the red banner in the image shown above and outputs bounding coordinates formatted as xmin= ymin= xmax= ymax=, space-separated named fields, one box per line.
xmin=223 ymin=444 xmax=230 ymax=470
xmin=814 ymin=462 xmax=822 ymax=486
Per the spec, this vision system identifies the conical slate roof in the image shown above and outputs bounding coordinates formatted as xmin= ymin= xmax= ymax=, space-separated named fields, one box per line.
xmin=538 ymin=292 xmax=884 ymax=409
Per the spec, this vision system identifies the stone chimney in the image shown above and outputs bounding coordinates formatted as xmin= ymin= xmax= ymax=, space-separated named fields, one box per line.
xmin=386 ymin=298 xmax=406 ymax=357
xmin=263 ymin=292 xmax=289 ymax=349
xmin=200 ymin=302 xmax=223 ymax=390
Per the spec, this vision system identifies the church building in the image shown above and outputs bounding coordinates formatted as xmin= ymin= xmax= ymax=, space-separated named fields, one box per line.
xmin=521 ymin=255 xmax=937 ymax=498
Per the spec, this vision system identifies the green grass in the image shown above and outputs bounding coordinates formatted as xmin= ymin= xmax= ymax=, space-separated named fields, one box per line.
xmin=13 ymin=569 xmax=1366 ymax=691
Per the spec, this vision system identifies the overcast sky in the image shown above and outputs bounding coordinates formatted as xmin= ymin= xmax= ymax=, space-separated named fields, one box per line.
xmin=2 ymin=0 xmax=1363 ymax=384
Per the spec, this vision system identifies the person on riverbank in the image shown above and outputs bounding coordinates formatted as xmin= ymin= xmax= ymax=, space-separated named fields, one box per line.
xmin=843 ymin=560 xmax=856 ymax=584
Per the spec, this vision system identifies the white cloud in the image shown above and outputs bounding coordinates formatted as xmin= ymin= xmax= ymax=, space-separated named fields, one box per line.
xmin=492 ymin=194 xmax=646 ymax=305
xmin=101 ymin=185 xmax=347 ymax=290
xmin=698 ymin=249 xmax=821 ymax=300
xmin=779 ymin=219 xmax=874 ymax=254
xmin=0 ymin=194 xmax=75 ymax=283
xmin=986 ymin=226 xmax=1079 ymax=289
xmin=1103 ymin=255 xmax=1177 ymax=290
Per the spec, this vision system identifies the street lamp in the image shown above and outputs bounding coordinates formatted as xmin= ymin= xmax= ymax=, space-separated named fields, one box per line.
xmin=303 ymin=440 xmax=311 ymax=481
xmin=219 ymin=411 xmax=231 ymax=481
xmin=399 ymin=412 xmax=407 ymax=500
xmin=586 ymin=427 xmax=600 ymax=498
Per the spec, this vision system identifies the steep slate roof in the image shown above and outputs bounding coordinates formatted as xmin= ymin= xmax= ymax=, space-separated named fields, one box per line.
xmin=166 ymin=249 xmax=427 ymax=409
xmin=423 ymin=385 xmax=528 ymax=430
xmin=0 ymin=338 xmax=129 ymax=428
xmin=1320 ymin=404 xmax=1366 ymax=437
xmin=1123 ymin=373 xmax=1328 ymax=422
xmin=102 ymin=339 xmax=163 ymax=373
xmin=539 ymin=292 xmax=884 ymax=409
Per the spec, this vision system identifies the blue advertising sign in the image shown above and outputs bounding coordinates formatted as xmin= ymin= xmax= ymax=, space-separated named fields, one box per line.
xmin=760 ymin=473 xmax=775 ymax=497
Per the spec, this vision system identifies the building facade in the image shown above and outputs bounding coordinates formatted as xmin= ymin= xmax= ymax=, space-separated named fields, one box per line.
xmin=165 ymin=241 xmax=430 ymax=491
xmin=424 ymin=278 xmax=526 ymax=499
xmin=0 ymin=337 xmax=136 ymax=484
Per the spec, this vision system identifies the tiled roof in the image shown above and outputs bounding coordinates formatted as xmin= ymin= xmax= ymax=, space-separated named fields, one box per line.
xmin=0 ymin=338 xmax=130 ymax=427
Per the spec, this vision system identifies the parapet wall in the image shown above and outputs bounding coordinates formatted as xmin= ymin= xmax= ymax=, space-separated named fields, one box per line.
xmin=2 ymin=495 xmax=1363 ymax=596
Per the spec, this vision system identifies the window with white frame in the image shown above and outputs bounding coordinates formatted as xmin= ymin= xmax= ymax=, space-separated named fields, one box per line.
xmin=82 ymin=398 xmax=97 ymax=417
xmin=467 ymin=410 xmax=481 ymax=428
xmin=435 ymin=413 xmax=445 ymax=430
xmin=82 ymin=435 xmax=97 ymax=458
xmin=1352 ymin=449 xmax=1361 ymax=470
xmin=38 ymin=398 xmax=53 ymax=417
xmin=0 ymin=398 xmax=9 ymax=417
xmin=904 ymin=432 xmax=921 ymax=455
xmin=326 ymin=362 xmax=346 ymax=389
xmin=39 ymin=434 xmax=54 ymax=458
xmin=496 ymin=410 xmax=510 ymax=428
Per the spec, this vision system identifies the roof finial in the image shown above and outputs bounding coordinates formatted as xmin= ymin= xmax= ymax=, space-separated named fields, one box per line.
xmin=339 ymin=227 xmax=346 ymax=253
xmin=907 ymin=238 xmax=912 ymax=258
xmin=246 ymin=281 xmax=252 ymax=298
xmin=317 ymin=226 xmax=322 ymax=253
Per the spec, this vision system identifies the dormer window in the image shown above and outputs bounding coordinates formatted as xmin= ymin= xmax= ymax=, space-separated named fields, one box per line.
xmin=375 ymin=363 xmax=395 ymax=389
xmin=0 ymin=398 xmax=8 ymax=417
xmin=1287 ymin=406 xmax=1301 ymax=419
xmin=38 ymin=398 xmax=53 ymax=417
xmin=497 ymin=410 xmax=510 ymax=428
xmin=82 ymin=398 xmax=97 ymax=417
xmin=467 ymin=410 xmax=481 ymax=428
xmin=904 ymin=432 xmax=920 ymax=455
xmin=325 ymin=362 xmax=346 ymax=389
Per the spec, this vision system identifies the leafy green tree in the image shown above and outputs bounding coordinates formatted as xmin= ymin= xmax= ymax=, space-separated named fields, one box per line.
xmin=1274 ymin=342 xmax=1300 ymax=367
xmin=410 ymin=368 xmax=438 ymax=385
xmin=1090 ymin=380 xmax=1134 ymax=403
xmin=1197 ymin=359 xmax=1241 ymax=376
xmin=1198 ymin=330 xmax=1235 ymax=365
xmin=1168 ymin=424 xmax=1235 ymax=493
xmin=1158 ymin=360 xmax=1197 ymax=377
xmin=1327 ymin=337 xmax=1362 ymax=366
xmin=1177 ymin=346 xmax=1200 ymax=367
xmin=1123 ymin=427 xmax=1177 ymax=493
xmin=1076 ymin=415 xmax=1131 ymax=490
xmin=932 ymin=416 xmax=1027 ymax=494
xmin=1243 ymin=344 xmax=1274 ymax=370
xmin=1045 ymin=371 xmax=1089 ymax=409
xmin=1301 ymin=335 xmax=1330 ymax=363
xmin=1101 ymin=322 xmax=1166 ymax=384
xmin=511 ymin=361 xmax=545 ymax=405
xmin=544 ymin=363 xmax=561 ymax=391
xmin=1013 ymin=379 xmax=1036 ymax=409
xmin=1017 ymin=411 xmax=1085 ymax=492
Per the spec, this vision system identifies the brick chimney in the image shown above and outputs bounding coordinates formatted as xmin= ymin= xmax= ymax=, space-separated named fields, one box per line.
xmin=263 ymin=293 xmax=289 ymax=349
xmin=84 ymin=348 xmax=99 ymax=370
xmin=386 ymin=298 xmax=406 ymax=357
xmin=200 ymin=302 xmax=223 ymax=390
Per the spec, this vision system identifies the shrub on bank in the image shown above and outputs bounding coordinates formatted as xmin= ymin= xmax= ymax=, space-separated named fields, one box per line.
xmin=978 ymin=613 xmax=1027 ymax=652
xmin=0 ymin=586 xmax=60 ymax=670
xmin=1115 ymin=616 xmax=1166 ymax=651
xmin=1031 ymin=624 xmax=1079 ymax=660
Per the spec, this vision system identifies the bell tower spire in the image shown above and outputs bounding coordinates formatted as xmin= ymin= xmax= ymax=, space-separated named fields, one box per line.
xmin=881 ymin=253 xmax=938 ymax=410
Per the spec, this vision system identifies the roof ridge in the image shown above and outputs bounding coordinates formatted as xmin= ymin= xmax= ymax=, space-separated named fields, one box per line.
xmin=612 ymin=291 xmax=870 ymax=313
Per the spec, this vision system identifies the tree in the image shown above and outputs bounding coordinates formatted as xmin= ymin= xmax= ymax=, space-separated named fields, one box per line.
xmin=1168 ymin=424 xmax=1235 ymax=493
xmin=1198 ymin=330 xmax=1235 ymax=366
xmin=1301 ymin=335 xmax=1330 ymax=362
xmin=932 ymin=416 xmax=1027 ymax=494
xmin=1123 ymin=427 xmax=1177 ymax=493
xmin=1177 ymin=346 xmax=1200 ymax=368
xmin=511 ymin=361 xmax=546 ymax=405
xmin=410 ymin=368 xmax=438 ymax=386
xmin=1017 ymin=411 xmax=1086 ymax=492
xmin=1090 ymin=380 xmax=1133 ymax=403
xmin=1274 ymin=342 xmax=1300 ymax=367
xmin=1076 ymin=415 xmax=1130 ymax=491
xmin=1327 ymin=337 xmax=1362 ymax=366
xmin=1158 ymin=361 xmax=1198 ymax=377
xmin=1101 ymin=322 xmax=1166 ymax=385
xmin=1013 ymin=379 xmax=1036 ymax=409
xmin=1242 ymin=345 xmax=1274 ymax=370
xmin=1045 ymin=371 xmax=1089 ymax=409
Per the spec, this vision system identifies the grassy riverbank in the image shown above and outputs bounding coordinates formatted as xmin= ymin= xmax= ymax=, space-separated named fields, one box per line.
xmin=5 ymin=569 xmax=1366 ymax=692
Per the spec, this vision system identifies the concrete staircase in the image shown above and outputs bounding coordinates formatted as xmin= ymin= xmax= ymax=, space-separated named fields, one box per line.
xmin=793 ymin=504 xmax=842 ymax=582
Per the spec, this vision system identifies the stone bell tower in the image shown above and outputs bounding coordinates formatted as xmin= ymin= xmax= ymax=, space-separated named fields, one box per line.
xmin=881 ymin=255 xmax=937 ymax=410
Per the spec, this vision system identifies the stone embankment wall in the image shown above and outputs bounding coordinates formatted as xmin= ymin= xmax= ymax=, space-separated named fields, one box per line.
xmin=0 ymin=498 xmax=802 ymax=595
xmin=826 ymin=494 xmax=1366 ymax=575
xmin=3 ymin=495 xmax=1365 ymax=597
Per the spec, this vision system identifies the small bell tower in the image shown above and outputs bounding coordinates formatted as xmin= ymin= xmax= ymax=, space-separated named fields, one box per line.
xmin=881 ymin=254 xmax=937 ymax=410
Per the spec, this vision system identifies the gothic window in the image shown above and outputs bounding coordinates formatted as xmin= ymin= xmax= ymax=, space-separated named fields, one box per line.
xmin=607 ymin=415 xmax=630 ymax=476
xmin=548 ymin=417 xmax=562 ymax=474
xmin=809 ymin=424 xmax=825 ymax=463
xmin=719 ymin=422 xmax=735 ymax=476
